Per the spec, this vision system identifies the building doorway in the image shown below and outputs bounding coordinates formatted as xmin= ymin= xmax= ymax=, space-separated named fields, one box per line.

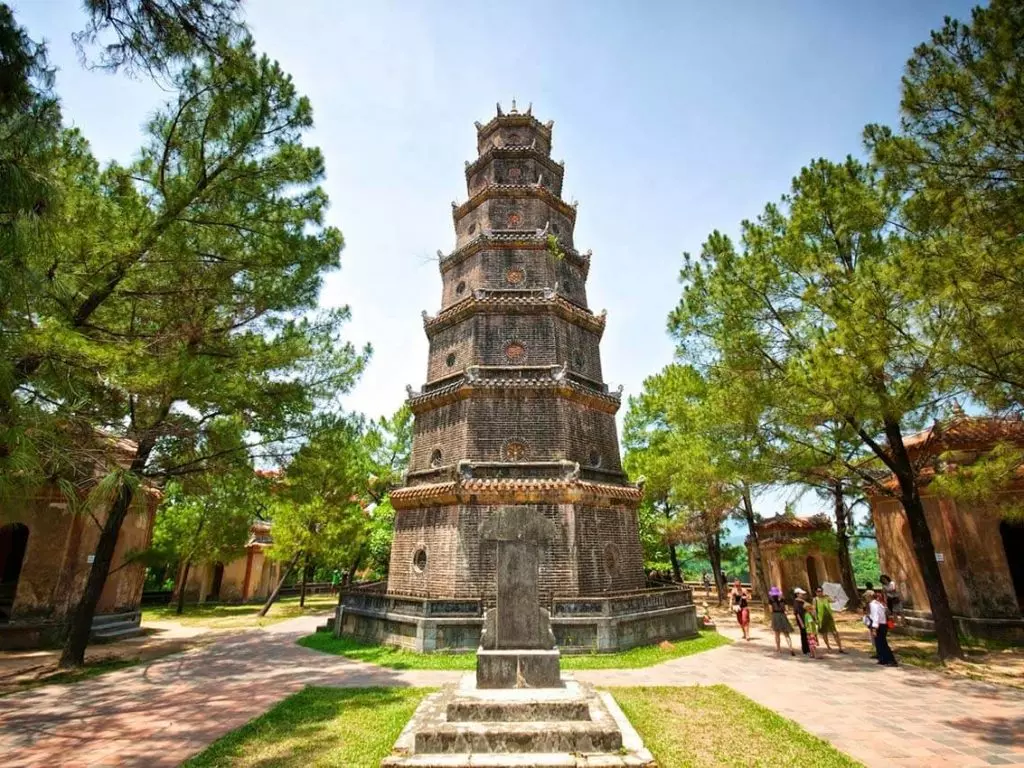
xmin=805 ymin=556 xmax=820 ymax=592
xmin=999 ymin=521 xmax=1024 ymax=612
xmin=0 ymin=523 xmax=29 ymax=623
xmin=210 ymin=563 xmax=224 ymax=602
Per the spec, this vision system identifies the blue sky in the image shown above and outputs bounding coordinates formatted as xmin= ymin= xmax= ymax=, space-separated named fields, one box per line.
xmin=15 ymin=0 xmax=977 ymax=516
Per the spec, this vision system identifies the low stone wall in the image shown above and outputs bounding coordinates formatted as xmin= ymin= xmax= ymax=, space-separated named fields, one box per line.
xmin=335 ymin=586 xmax=697 ymax=653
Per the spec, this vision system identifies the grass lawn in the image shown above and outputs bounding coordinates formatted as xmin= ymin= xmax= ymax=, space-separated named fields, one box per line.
xmin=182 ymin=687 xmax=427 ymax=768
xmin=142 ymin=595 xmax=338 ymax=630
xmin=612 ymin=685 xmax=863 ymax=768
xmin=183 ymin=684 xmax=860 ymax=767
xmin=297 ymin=630 xmax=730 ymax=670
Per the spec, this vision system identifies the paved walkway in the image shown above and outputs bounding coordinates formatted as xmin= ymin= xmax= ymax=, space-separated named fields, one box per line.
xmin=0 ymin=616 xmax=1021 ymax=767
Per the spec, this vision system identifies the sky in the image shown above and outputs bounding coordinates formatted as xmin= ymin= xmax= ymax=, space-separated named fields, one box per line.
xmin=14 ymin=0 xmax=978 ymax=519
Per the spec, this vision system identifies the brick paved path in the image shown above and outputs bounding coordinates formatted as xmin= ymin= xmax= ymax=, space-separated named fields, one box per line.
xmin=0 ymin=616 xmax=1021 ymax=767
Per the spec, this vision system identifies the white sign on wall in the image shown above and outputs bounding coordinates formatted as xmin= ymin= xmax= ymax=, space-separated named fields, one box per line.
xmin=935 ymin=553 xmax=945 ymax=562
xmin=87 ymin=554 xmax=95 ymax=564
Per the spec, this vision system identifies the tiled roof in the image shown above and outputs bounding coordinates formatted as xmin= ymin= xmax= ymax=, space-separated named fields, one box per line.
xmin=756 ymin=514 xmax=832 ymax=534
xmin=901 ymin=414 xmax=1024 ymax=456
xmin=475 ymin=110 xmax=553 ymax=142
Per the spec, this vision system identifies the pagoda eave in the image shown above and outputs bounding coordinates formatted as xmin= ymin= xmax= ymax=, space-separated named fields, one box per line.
xmin=465 ymin=145 xmax=565 ymax=182
xmin=424 ymin=293 xmax=606 ymax=336
xmin=390 ymin=477 xmax=642 ymax=510
xmin=440 ymin=233 xmax=590 ymax=276
xmin=452 ymin=184 xmax=577 ymax=222
xmin=407 ymin=374 xmax=623 ymax=415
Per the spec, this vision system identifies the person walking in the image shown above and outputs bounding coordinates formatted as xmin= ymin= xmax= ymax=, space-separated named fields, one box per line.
xmin=803 ymin=599 xmax=820 ymax=659
xmin=730 ymin=579 xmax=751 ymax=641
xmin=793 ymin=587 xmax=811 ymax=655
xmin=768 ymin=586 xmax=795 ymax=656
xmin=868 ymin=590 xmax=898 ymax=666
xmin=702 ymin=571 xmax=711 ymax=598
xmin=881 ymin=574 xmax=902 ymax=624
xmin=812 ymin=586 xmax=845 ymax=653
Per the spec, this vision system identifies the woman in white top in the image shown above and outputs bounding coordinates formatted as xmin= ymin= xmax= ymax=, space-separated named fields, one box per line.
xmin=867 ymin=590 xmax=897 ymax=666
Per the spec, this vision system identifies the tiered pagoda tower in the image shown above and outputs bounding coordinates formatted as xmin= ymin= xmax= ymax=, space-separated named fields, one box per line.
xmin=387 ymin=102 xmax=648 ymax=604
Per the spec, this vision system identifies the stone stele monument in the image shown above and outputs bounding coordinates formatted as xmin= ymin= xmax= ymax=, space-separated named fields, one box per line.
xmin=477 ymin=506 xmax=560 ymax=688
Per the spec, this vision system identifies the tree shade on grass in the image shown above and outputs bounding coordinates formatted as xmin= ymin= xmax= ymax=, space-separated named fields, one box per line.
xmin=612 ymin=685 xmax=863 ymax=768
xmin=143 ymin=595 xmax=337 ymax=629
xmin=296 ymin=630 xmax=730 ymax=670
xmin=183 ymin=685 xmax=859 ymax=767
xmin=182 ymin=687 xmax=427 ymax=768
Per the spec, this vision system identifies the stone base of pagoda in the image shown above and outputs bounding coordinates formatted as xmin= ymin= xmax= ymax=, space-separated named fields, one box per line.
xmin=332 ymin=585 xmax=697 ymax=654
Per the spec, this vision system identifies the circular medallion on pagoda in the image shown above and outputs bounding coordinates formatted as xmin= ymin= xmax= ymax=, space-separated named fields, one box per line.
xmin=455 ymin=280 xmax=466 ymax=296
xmin=507 ymin=133 xmax=520 ymax=145
xmin=588 ymin=449 xmax=602 ymax=468
xmin=504 ymin=341 xmax=526 ymax=361
xmin=468 ymin=222 xmax=476 ymax=235
xmin=502 ymin=439 xmax=529 ymax=461
xmin=506 ymin=212 xmax=522 ymax=227
xmin=508 ymin=167 xmax=522 ymax=183
xmin=505 ymin=267 xmax=526 ymax=286
xmin=430 ymin=448 xmax=443 ymax=467
xmin=413 ymin=548 xmax=427 ymax=573
xmin=446 ymin=352 xmax=456 ymax=368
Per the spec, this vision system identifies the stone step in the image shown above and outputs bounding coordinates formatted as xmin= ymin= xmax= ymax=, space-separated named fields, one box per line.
xmin=92 ymin=611 xmax=141 ymax=628
xmin=415 ymin=721 xmax=622 ymax=755
xmin=381 ymin=752 xmax=653 ymax=767
xmin=91 ymin=624 xmax=145 ymax=642
xmin=446 ymin=699 xmax=590 ymax=723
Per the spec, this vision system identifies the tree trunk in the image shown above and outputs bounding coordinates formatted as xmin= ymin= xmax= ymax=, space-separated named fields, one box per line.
xmin=58 ymin=480 xmax=137 ymax=668
xmin=882 ymin=419 xmax=963 ymax=660
xmin=176 ymin=560 xmax=192 ymax=615
xmin=705 ymin=532 xmax=725 ymax=604
xmin=832 ymin=481 xmax=860 ymax=611
xmin=667 ymin=544 xmax=682 ymax=582
xmin=258 ymin=552 xmax=301 ymax=617
xmin=346 ymin=545 xmax=364 ymax=586
xmin=299 ymin=556 xmax=308 ymax=608
xmin=741 ymin=486 xmax=769 ymax=607
xmin=663 ymin=502 xmax=682 ymax=581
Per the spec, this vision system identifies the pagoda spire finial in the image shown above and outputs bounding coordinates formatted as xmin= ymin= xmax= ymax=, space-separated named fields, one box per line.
xmin=510 ymin=97 xmax=518 ymax=114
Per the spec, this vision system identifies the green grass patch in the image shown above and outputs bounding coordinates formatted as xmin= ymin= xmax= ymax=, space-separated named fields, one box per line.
xmin=182 ymin=686 xmax=427 ymax=768
xmin=142 ymin=595 xmax=337 ymax=629
xmin=297 ymin=630 xmax=730 ymax=670
xmin=613 ymin=685 xmax=862 ymax=767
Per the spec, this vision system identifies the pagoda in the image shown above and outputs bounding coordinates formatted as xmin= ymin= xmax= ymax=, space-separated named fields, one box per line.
xmin=338 ymin=103 xmax=695 ymax=652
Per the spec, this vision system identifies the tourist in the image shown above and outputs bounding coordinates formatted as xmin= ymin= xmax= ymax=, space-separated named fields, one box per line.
xmin=880 ymin=574 xmax=901 ymax=623
xmin=868 ymin=589 xmax=898 ymax=666
xmin=803 ymin=597 xmax=819 ymax=659
xmin=768 ymin=586 xmax=795 ymax=656
xmin=730 ymin=579 xmax=751 ymax=640
xmin=702 ymin=571 xmax=711 ymax=597
xmin=862 ymin=589 xmax=877 ymax=658
xmin=812 ymin=586 xmax=845 ymax=653
xmin=793 ymin=587 xmax=811 ymax=655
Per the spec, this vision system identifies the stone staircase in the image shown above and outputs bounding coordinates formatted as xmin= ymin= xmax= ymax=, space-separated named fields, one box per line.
xmin=896 ymin=609 xmax=936 ymax=639
xmin=381 ymin=675 xmax=654 ymax=768
xmin=90 ymin=611 xmax=144 ymax=642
